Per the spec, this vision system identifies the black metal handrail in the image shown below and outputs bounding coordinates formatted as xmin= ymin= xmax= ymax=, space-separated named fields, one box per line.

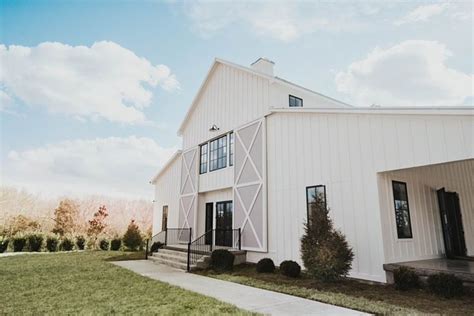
xmin=145 ymin=228 xmax=192 ymax=259
xmin=187 ymin=228 xmax=241 ymax=271
xmin=145 ymin=230 xmax=166 ymax=259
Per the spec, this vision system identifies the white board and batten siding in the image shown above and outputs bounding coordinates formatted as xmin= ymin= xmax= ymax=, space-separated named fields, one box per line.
xmin=265 ymin=111 xmax=473 ymax=282
xmin=181 ymin=63 xmax=270 ymax=150
xmin=152 ymin=154 xmax=181 ymax=235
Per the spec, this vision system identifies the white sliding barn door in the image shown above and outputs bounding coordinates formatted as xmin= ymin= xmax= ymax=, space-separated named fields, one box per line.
xmin=179 ymin=147 xmax=198 ymax=240
xmin=234 ymin=119 xmax=267 ymax=252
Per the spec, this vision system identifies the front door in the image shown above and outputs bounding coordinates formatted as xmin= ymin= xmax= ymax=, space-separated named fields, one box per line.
xmin=205 ymin=203 xmax=213 ymax=245
xmin=437 ymin=188 xmax=467 ymax=258
xmin=215 ymin=201 xmax=233 ymax=247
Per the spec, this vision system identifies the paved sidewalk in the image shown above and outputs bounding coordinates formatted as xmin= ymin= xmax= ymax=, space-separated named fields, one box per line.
xmin=113 ymin=260 xmax=367 ymax=315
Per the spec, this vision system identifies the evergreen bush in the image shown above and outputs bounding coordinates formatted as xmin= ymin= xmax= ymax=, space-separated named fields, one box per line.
xmin=12 ymin=235 xmax=27 ymax=252
xmin=210 ymin=249 xmax=235 ymax=271
xmin=110 ymin=238 xmax=122 ymax=251
xmin=46 ymin=236 xmax=59 ymax=252
xmin=123 ymin=220 xmax=143 ymax=251
xmin=76 ymin=235 xmax=86 ymax=250
xmin=280 ymin=260 xmax=301 ymax=278
xmin=393 ymin=266 xmax=419 ymax=291
xmin=256 ymin=258 xmax=275 ymax=273
xmin=0 ymin=237 xmax=9 ymax=253
xmin=301 ymin=196 xmax=354 ymax=282
xmin=27 ymin=233 xmax=44 ymax=252
xmin=60 ymin=237 xmax=74 ymax=251
xmin=427 ymin=273 xmax=464 ymax=298
xmin=99 ymin=239 xmax=109 ymax=250
xmin=150 ymin=241 xmax=164 ymax=253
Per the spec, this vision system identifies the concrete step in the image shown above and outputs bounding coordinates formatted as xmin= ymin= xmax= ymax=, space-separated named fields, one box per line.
xmin=154 ymin=248 xmax=188 ymax=258
xmin=149 ymin=256 xmax=196 ymax=270
xmin=153 ymin=252 xmax=189 ymax=264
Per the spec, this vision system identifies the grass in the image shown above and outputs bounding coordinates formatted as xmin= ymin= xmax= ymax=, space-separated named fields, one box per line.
xmin=0 ymin=251 xmax=251 ymax=315
xmin=195 ymin=264 xmax=474 ymax=315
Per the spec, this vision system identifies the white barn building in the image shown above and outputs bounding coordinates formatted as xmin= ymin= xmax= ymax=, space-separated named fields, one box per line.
xmin=150 ymin=57 xmax=473 ymax=283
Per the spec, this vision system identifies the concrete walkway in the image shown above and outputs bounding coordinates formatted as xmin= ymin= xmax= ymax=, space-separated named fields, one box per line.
xmin=113 ymin=260 xmax=367 ymax=315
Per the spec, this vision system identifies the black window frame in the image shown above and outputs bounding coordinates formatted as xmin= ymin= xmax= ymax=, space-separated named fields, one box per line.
xmin=306 ymin=185 xmax=326 ymax=223
xmin=229 ymin=132 xmax=234 ymax=167
xmin=289 ymin=95 xmax=303 ymax=107
xmin=392 ymin=181 xmax=413 ymax=239
xmin=199 ymin=142 xmax=208 ymax=174
xmin=209 ymin=134 xmax=227 ymax=172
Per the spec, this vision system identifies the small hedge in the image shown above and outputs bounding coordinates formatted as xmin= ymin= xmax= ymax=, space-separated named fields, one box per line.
xmin=12 ymin=235 xmax=27 ymax=252
xmin=150 ymin=241 xmax=164 ymax=253
xmin=110 ymin=238 xmax=122 ymax=251
xmin=393 ymin=266 xmax=419 ymax=291
xmin=60 ymin=237 xmax=74 ymax=251
xmin=210 ymin=249 xmax=235 ymax=271
xmin=280 ymin=260 xmax=301 ymax=278
xmin=27 ymin=233 xmax=44 ymax=252
xmin=76 ymin=235 xmax=86 ymax=250
xmin=0 ymin=238 xmax=9 ymax=253
xmin=256 ymin=258 xmax=275 ymax=273
xmin=427 ymin=273 xmax=464 ymax=298
xmin=46 ymin=236 xmax=59 ymax=252
xmin=99 ymin=239 xmax=109 ymax=251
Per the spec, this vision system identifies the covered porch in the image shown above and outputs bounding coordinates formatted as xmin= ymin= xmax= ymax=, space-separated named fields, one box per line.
xmin=377 ymin=159 xmax=474 ymax=281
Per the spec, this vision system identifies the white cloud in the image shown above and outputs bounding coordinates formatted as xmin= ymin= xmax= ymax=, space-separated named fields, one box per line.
xmin=394 ymin=3 xmax=450 ymax=25
xmin=0 ymin=41 xmax=179 ymax=123
xmin=185 ymin=1 xmax=376 ymax=42
xmin=2 ymin=136 xmax=178 ymax=199
xmin=335 ymin=40 xmax=473 ymax=107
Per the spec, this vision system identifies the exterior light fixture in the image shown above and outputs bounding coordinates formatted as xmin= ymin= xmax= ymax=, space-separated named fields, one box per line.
xmin=209 ymin=124 xmax=220 ymax=132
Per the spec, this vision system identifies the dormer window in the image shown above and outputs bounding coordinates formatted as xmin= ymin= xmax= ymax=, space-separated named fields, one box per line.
xmin=289 ymin=95 xmax=303 ymax=107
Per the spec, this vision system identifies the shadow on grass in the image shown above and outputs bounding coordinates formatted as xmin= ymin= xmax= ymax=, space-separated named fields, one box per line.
xmin=104 ymin=250 xmax=146 ymax=261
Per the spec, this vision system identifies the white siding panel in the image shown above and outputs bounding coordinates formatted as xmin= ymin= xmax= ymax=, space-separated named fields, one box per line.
xmin=153 ymin=155 xmax=182 ymax=235
xmin=182 ymin=64 xmax=270 ymax=150
xmin=266 ymin=112 xmax=473 ymax=282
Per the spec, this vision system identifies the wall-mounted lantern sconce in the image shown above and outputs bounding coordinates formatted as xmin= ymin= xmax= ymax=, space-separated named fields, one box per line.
xmin=209 ymin=124 xmax=220 ymax=132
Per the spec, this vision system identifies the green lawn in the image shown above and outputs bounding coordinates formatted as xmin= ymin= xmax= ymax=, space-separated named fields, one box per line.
xmin=196 ymin=264 xmax=474 ymax=315
xmin=0 ymin=252 xmax=250 ymax=315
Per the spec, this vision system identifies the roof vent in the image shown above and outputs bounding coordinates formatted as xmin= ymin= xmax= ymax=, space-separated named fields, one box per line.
xmin=251 ymin=57 xmax=275 ymax=76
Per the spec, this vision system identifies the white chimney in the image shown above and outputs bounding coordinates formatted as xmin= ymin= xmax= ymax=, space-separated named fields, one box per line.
xmin=251 ymin=57 xmax=275 ymax=76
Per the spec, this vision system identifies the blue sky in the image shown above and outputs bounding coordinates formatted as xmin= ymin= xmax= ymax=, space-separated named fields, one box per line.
xmin=1 ymin=0 xmax=472 ymax=198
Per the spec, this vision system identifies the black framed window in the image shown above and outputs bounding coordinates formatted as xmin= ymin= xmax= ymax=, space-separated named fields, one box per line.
xmin=229 ymin=132 xmax=234 ymax=166
xmin=392 ymin=181 xmax=413 ymax=239
xmin=289 ymin=95 xmax=303 ymax=107
xmin=199 ymin=143 xmax=208 ymax=174
xmin=306 ymin=185 xmax=326 ymax=222
xmin=209 ymin=135 xmax=227 ymax=171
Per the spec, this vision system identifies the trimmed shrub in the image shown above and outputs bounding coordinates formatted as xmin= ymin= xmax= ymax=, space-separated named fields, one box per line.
xmin=0 ymin=237 xmax=9 ymax=253
xmin=301 ymin=197 xmax=354 ymax=282
xmin=393 ymin=266 xmax=419 ymax=291
xmin=60 ymin=237 xmax=74 ymax=251
xmin=256 ymin=258 xmax=275 ymax=273
xmin=12 ymin=235 xmax=27 ymax=252
xmin=99 ymin=239 xmax=109 ymax=251
xmin=27 ymin=233 xmax=44 ymax=252
xmin=210 ymin=249 xmax=235 ymax=271
xmin=46 ymin=236 xmax=59 ymax=252
xmin=150 ymin=241 xmax=164 ymax=253
xmin=280 ymin=260 xmax=301 ymax=278
xmin=110 ymin=238 xmax=122 ymax=251
xmin=427 ymin=273 xmax=464 ymax=298
xmin=123 ymin=220 xmax=143 ymax=251
xmin=76 ymin=235 xmax=86 ymax=250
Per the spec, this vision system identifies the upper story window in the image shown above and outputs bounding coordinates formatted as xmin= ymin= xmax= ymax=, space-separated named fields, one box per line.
xmin=289 ymin=95 xmax=303 ymax=107
xmin=392 ymin=181 xmax=413 ymax=239
xmin=229 ymin=132 xmax=234 ymax=166
xmin=209 ymin=135 xmax=227 ymax=171
xmin=306 ymin=185 xmax=326 ymax=223
xmin=199 ymin=143 xmax=208 ymax=174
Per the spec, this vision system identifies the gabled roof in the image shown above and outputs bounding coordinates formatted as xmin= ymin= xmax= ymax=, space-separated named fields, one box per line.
xmin=149 ymin=150 xmax=182 ymax=185
xmin=177 ymin=58 xmax=353 ymax=135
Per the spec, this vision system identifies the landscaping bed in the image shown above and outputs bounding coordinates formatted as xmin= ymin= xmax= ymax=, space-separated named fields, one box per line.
xmin=195 ymin=263 xmax=474 ymax=315
xmin=0 ymin=251 xmax=251 ymax=315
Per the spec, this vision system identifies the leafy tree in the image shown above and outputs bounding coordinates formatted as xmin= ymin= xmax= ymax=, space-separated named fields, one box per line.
xmin=87 ymin=205 xmax=108 ymax=239
xmin=301 ymin=196 xmax=354 ymax=282
xmin=7 ymin=215 xmax=40 ymax=236
xmin=122 ymin=220 xmax=143 ymax=251
xmin=52 ymin=199 xmax=78 ymax=236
